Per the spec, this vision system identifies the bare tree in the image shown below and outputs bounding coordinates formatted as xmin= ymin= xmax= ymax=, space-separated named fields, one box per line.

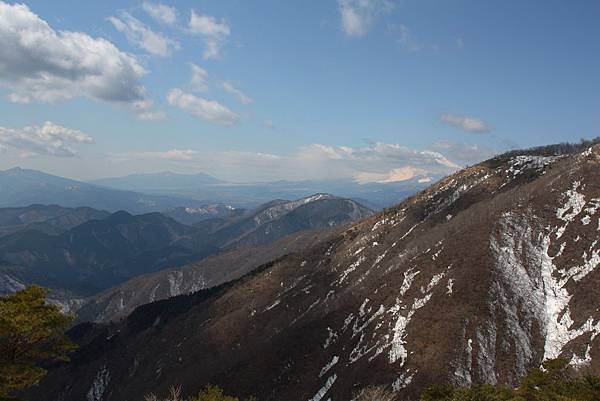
xmin=354 ymin=385 xmax=397 ymax=401
xmin=145 ymin=385 xmax=183 ymax=401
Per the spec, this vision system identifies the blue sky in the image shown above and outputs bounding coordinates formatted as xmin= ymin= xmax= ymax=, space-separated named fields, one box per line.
xmin=0 ymin=0 xmax=599 ymax=182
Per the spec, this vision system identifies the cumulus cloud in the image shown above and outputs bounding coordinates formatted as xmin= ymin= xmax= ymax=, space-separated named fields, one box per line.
xmin=440 ymin=113 xmax=490 ymax=133
xmin=108 ymin=11 xmax=179 ymax=57
xmin=166 ymin=88 xmax=238 ymax=125
xmin=142 ymin=1 xmax=177 ymax=26
xmin=337 ymin=0 xmax=393 ymax=37
xmin=114 ymin=141 xmax=475 ymax=183
xmin=0 ymin=121 xmax=93 ymax=157
xmin=221 ymin=82 xmax=253 ymax=105
xmin=188 ymin=10 xmax=230 ymax=59
xmin=190 ymin=63 xmax=209 ymax=92
xmin=0 ymin=2 xmax=162 ymax=119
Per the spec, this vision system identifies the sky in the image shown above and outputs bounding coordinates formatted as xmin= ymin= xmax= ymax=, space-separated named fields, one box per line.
xmin=0 ymin=0 xmax=599 ymax=183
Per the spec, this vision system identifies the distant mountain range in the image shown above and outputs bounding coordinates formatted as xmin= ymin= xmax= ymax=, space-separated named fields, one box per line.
xmin=1 ymin=167 xmax=434 ymax=215
xmin=0 ymin=211 xmax=217 ymax=296
xmin=90 ymin=171 xmax=436 ymax=210
xmin=91 ymin=171 xmax=224 ymax=191
xmin=0 ymin=195 xmax=372 ymax=300
xmin=0 ymin=167 xmax=209 ymax=214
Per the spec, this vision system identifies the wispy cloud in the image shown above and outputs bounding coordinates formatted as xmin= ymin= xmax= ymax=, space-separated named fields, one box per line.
xmin=166 ymin=88 xmax=238 ymax=125
xmin=0 ymin=121 xmax=93 ymax=157
xmin=221 ymin=82 xmax=253 ymax=105
xmin=142 ymin=1 xmax=177 ymax=26
xmin=0 ymin=2 xmax=163 ymax=120
xmin=190 ymin=63 xmax=209 ymax=92
xmin=337 ymin=0 xmax=393 ymax=37
xmin=188 ymin=10 xmax=230 ymax=59
xmin=440 ymin=113 xmax=490 ymax=133
xmin=112 ymin=141 xmax=491 ymax=183
xmin=108 ymin=11 xmax=179 ymax=57
xmin=396 ymin=24 xmax=423 ymax=51
xmin=134 ymin=104 xmax=167 ymax=122
xmin=114 ymin=149 xmax=198 ymax=162
xmin=428 ymin=140 xmax=497 ymax=166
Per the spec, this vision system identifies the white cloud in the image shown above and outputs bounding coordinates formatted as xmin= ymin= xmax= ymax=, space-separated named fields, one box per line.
xmin=190 ymin=63 xmax=209 ymax=92
xmin=166 ymin=88 xmax=238 ymax=125
xmin=136 ymin=109 xmax=167 ymax=122
xmin=396 ymin=24 xmax=422 ymax=51
xmin=131 ymin=98 xmax=167 ymax=122
xmin=440 ymin=113 xmax=490 ymax=133
xmin=108 ymin=11 xmax=179 ymax=57
xmin=114 ymin=141 xmax=476 ymax=183
xmin=0 ymin=2 xmax=162 ymax=119
xmin=115 ymin=149 xmax=198 ymax=162
xmin=354 ymin=166 xmax=428 ymax=184
xmin=221 ymin=82 xmax=253 ymax=105
xmin=337 ymin=0 xmax=393 ymax=37
xmin=142 ymin=1 xmax=177 ymax=26
xmin=188 ymin=10 xmax=230 ymax=59
xmin=264 ymin=120 xmax=275 ymax=129
xmin=0 ymin=121 xmax=93 ymax=157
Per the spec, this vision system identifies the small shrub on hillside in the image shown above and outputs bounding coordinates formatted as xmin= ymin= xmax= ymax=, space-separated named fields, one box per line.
xmin=145 ymin=385 xmax=255 ymax=401
xmin=420 ymin=358 xmax=600 ymax=401
xmin=354 ymin=385 xmax=397 ymax=401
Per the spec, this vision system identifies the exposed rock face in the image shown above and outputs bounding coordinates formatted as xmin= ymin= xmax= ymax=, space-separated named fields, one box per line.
xmin=27 ymin=145 xmax=600 ymax=401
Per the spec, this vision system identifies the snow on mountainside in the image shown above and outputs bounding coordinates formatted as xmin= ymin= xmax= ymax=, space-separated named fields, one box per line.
xmin=26 ymin=144 xmax=600 ymax=401
xmin=76 ymin=227 xmax=343 ymax=323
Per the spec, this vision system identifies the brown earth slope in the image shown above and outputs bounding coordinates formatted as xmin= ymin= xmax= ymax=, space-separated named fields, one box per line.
xmin=27 ymin=144 xmax=600 ymax=401
xmin=76 ymin=227 xmax=344 ymax=323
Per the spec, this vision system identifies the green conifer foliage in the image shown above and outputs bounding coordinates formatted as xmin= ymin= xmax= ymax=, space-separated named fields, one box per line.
xmin=0 ymin=286 xmax=75 ymax=400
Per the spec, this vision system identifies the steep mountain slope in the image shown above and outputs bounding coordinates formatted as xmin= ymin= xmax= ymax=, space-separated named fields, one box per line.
xmin=0 ymin=204 xmax=110 ymax=238
xmin=0 ymin=167 xmax=206 ymax=213
xmin=0 ymin=211 xmax=217 ymax=296
xmin=76 ymin=227 xmax=343 ymax=323
xmin=28 ymin=145 xmax=600 ymax=401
